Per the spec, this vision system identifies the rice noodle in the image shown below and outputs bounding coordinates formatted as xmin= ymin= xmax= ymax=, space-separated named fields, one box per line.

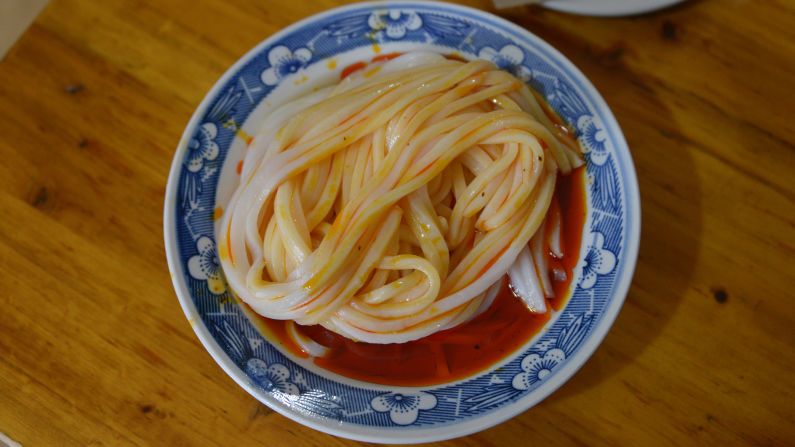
xmin=286 ymin=321 xmax=329 ymax=357
xmin=219 ymin=52 xmax=581 ymax=344
xmin=508 ymin=246 xmax=547 ymax=313
xmin=531 ymin=220 xmax=554 ymax=298
xmin=548 ymin=202 xmax=564 ymax=259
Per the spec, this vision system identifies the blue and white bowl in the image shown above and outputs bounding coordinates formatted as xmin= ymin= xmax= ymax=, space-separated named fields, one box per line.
xmin=164 ymin=1 xmax=640 ymax=443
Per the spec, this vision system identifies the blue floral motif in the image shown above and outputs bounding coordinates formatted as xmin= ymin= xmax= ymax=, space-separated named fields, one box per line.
xmin=577 ymin=231 xmax=617 ymax=289
xmin=187 ymin=236 xmax=225 ymax=294
xmin=465 ymin=314 xmax=594 ymax=411
xmin=186 ymin=123 xmax=220 ymax=173
xmin=261 ymin=46 xmax=312 ymax=86
xmin=371 ymin=391 xmax=437 ymax=425
xmin=321 ymin=10 xmax=467 ymax=41
xmin=546 ymin=78 xmax=590 ymax=126
xmin=510 ymin=314 xmax=594 ymax=390
xmin=478 ymin=44 xmax=532 ymax=82
xmin=368 ymin=10 xmax=422 ymax=39
xmin=212 ymin=321 xmax=344 ymax=417
xmin=181 ymin=122 xmax=220 ymax=209
xmin=246 ymin=359 xmax=300 ymax=396
xmin=579 ymin=114 xmax=615 ymax=212
xmin=578 ymin=115 xmax=608 ymax=165
xmin=512 ymin=349 xmax=566 ymax=390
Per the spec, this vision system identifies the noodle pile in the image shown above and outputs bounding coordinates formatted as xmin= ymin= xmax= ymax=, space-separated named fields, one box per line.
xmin=218 ymin=52 xmax=582 ymax=345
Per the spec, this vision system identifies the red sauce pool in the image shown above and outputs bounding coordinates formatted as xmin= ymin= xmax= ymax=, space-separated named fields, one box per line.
xmin=251 ymin=167 xmax=587 ymax=386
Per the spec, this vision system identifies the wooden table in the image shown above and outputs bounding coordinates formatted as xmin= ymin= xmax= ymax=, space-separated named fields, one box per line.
xmin=1 ymin=1 xmax=793 ymax=445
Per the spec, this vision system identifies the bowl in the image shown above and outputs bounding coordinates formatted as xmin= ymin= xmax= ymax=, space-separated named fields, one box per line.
xmin=541 ymin=0 xmax=684 ymax=17
xmin=164 ymin=1 xmax=640 ymax=443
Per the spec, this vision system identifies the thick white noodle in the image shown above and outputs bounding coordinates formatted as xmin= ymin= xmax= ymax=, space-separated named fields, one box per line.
xmin=508 ymin=245 xmax=547 ymax=314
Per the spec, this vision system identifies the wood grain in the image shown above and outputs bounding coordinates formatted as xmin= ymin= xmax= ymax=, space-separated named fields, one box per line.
xmin=0 ymin=0 xmax=793 ymax=445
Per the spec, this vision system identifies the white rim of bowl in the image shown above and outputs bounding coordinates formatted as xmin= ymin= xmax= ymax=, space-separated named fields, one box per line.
xmin=542 ymin=0 xmax=684 ymax=17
